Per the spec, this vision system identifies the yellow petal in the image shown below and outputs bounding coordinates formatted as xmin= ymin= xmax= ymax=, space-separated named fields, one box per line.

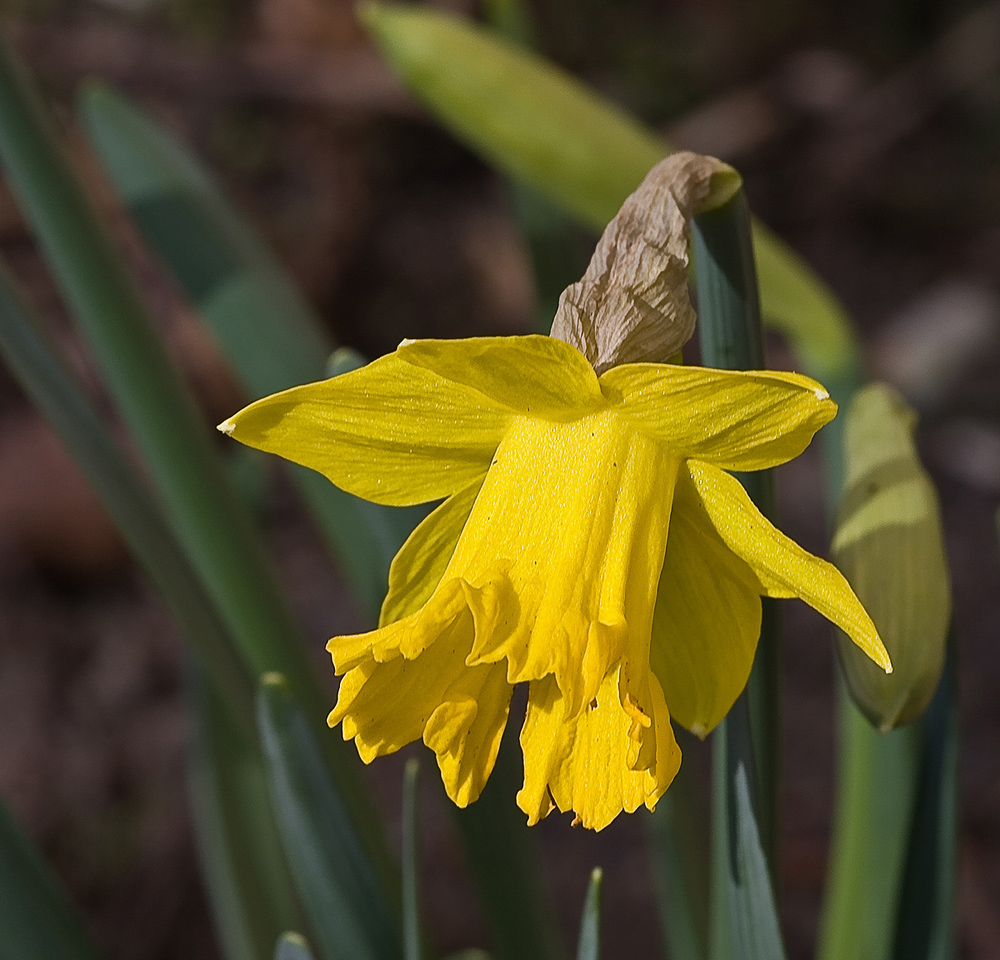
xmin=399 ymin=335 xmax=604 ymax=420
xmin=379 ymin=477 xmax=482 ymax=627
xmin=649 ymin=470 xmax=763 ymax=737
xmin=602 ymin=363 xmax=836 ymax=471
xmin=423 ymin=660 xmax=511 ymax=806
xmin=220 ymin=353 xmax=506 ymax=506
xmin=518 ymin=669 xmax=680 ymax=831
xmin=687 ymin=461 xmax=892 ymax=672
xmin=329 ymin=576 xmax=470 ymax=674
xmin=445 ymin=410 xmax=676 ymax=718
xmin=329 ymin=603 xmax=512 ymax=806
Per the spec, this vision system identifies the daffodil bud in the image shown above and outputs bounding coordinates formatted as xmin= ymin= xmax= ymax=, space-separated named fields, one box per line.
xmin=832 ymin=383 xmax=951 ymax=731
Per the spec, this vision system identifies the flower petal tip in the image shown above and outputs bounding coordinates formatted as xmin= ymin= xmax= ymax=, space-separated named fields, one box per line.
xmin=217 ymin=418 xmax=235 ymax=436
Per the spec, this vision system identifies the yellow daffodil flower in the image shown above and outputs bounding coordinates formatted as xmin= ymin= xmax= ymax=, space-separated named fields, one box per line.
xmin=221 ymin=334 xmax=890 ymax=830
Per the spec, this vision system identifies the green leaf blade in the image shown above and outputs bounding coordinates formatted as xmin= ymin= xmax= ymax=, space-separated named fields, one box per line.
xmin=79 ymin=81 xmax=417 ymax=620
xmin=575 ymin=868 xmax=603 ymax=960
xmin=257 ymin=674 xmax=403 ymax=960
xmin=359 ymin=1 xmax=665 ymax=229
xmin=693 ymin=190 xmax=786 ymax=960
xmin=0 ymin=796 xmax=106 ymax=960
xmin=189 ymin=668 xmax=303 ymax=960
xmin=360 ymin=2 xmax=861 ymax=382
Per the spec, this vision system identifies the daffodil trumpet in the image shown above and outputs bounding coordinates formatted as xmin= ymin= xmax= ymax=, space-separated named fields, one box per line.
xmin=221 ymin=334 xmax=891 ymax=830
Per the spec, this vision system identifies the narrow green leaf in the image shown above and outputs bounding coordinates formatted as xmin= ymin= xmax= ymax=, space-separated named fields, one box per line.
xmin=0 ymin=257 xmax=255 ymax=734
xmin=275 ymin=933 xmax=318 ymax=960
xmin=727 ymin=736 xmax=786 ymax=958
xmin=833 ymin=383 xmax=951 ymax=731
xmin=360 ymin=2 xmax=663 ymax=231
xmin=359 ymin=2 xmax=861 ymax=381
xmin=0 ymin=28 xmax=314 ymax=721
xmin=575 ymin=869 xmax=603 ymax=960
xmin=257 ymin=674 xmax=403 ymax=960
xmin=693 ymin=190 xmax=778 ymax=864
xmin=327 ymin=346 xmax=367 ymax=378
xmin=402 ymin=759 xmax=422 ymax=960
xmin=189 ymin=666 xmax=303 ymax=960
xmin=78 ymin=82 xmax=418 ymax=622
xmin=693 ymin=190 xmax=786 ymax=960
xmin=708 ymin=698 xmax=788 ymax=960
xmin=0 ymin=795 xmax=105 ymax=960
xmin=0 ymin=33 xmax=391 ymax=874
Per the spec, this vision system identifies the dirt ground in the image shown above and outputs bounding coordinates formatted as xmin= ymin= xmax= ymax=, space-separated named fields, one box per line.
xmin=0 ymin=1 xmax=998 ymax=958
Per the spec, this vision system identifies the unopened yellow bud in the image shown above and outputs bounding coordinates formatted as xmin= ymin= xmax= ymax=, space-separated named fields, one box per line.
xmin=832 ymin=383 xmax=951 ymax=731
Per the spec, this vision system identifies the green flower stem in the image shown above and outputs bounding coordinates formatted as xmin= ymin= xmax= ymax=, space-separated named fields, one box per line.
xmin=0 ymin=29 xmax=394 ymax=896
xmin=821 ymin=598 xmax=957 ymax=960
xmin=693 ymin=189 xmax=786 ymax=960
xmin=818 ymin=691 xmax=920 ymax=960
xmin=893 ymin=640 xmax=958 ymax=960
xmin=818 ymin=371 xmax=957 ymax=960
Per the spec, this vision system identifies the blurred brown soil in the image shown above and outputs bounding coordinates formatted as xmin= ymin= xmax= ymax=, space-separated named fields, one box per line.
xmin=0 ymin=1 xmax=999 ymax=959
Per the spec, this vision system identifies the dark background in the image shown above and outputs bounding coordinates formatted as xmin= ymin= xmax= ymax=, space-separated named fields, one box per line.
xmin=0 ymin=0 xmax=997 ymax=957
